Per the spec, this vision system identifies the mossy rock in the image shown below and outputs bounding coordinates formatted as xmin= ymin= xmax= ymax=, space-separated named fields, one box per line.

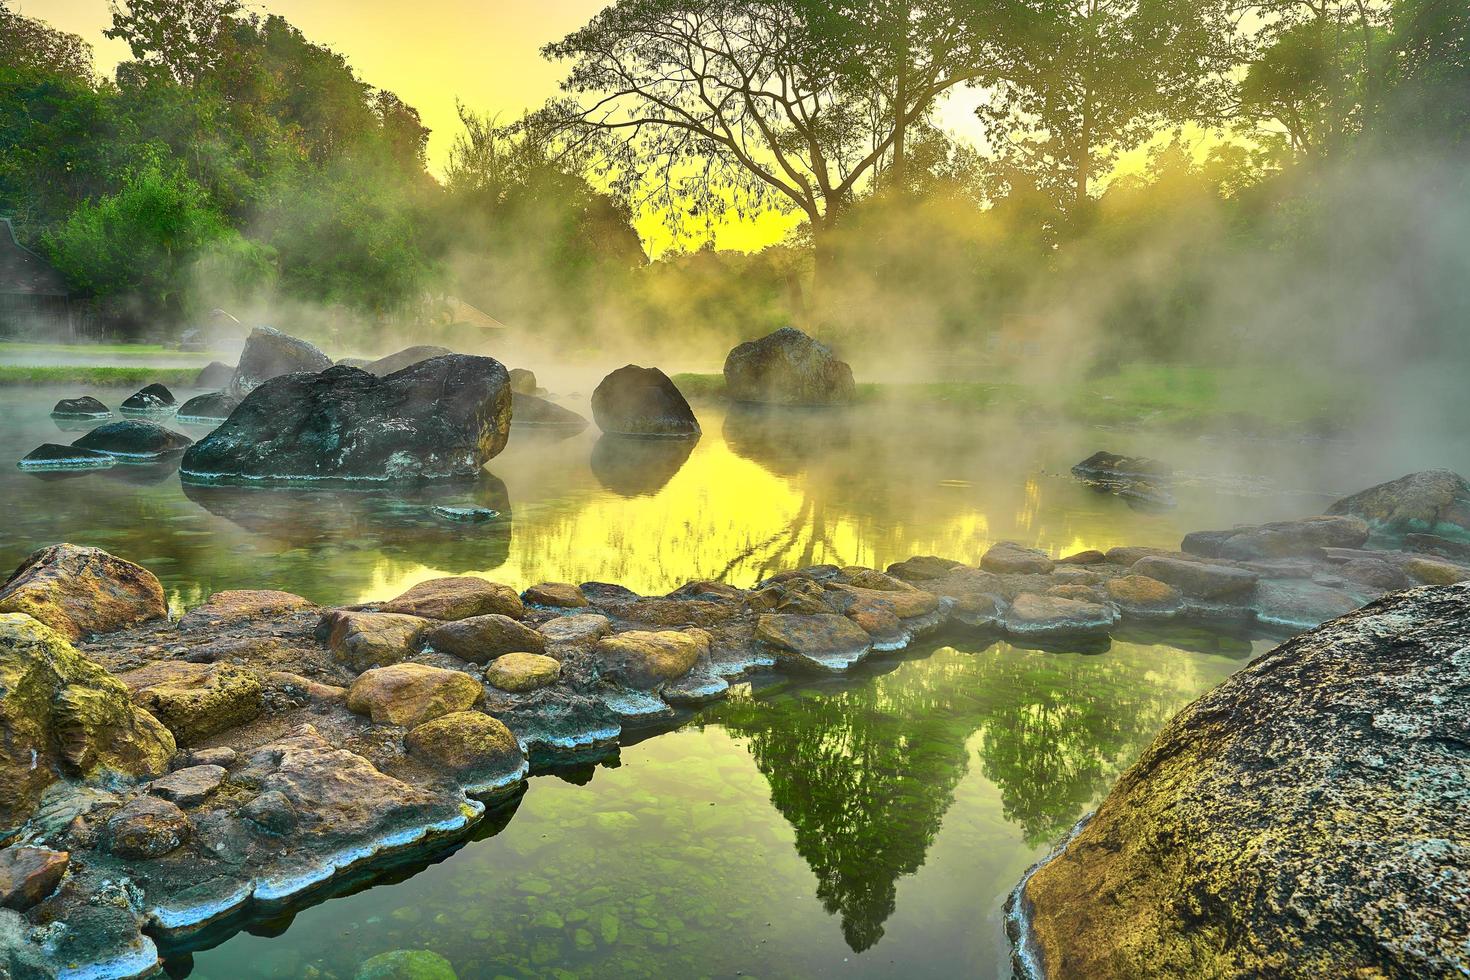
xmin=404 ymin=711 xmax=524 ymax=788
xmin=121 ymin=662 xmax=264 ymax=746
xmin=355 ymin=949 xmax=458 ymax=979
xmin=0 ymin=544 xmax=166 ymax=641
xmin=0 ymin=613 xmax=175 ymax=830
xmin=484 ymin=653 xmax=561 ymax=692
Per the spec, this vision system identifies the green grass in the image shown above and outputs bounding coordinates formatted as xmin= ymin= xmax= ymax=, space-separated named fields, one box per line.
xmin=0 ymin=365 xmax=201 ymax=386
xmin=673 ymin=363 xmax=1361 ymax=434
xmin=0 ymin=341 xmax=224 ymax=361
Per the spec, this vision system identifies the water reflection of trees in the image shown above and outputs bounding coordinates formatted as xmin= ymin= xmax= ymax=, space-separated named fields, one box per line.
xmin=706 ymin=639 xmax=1238 ymax=951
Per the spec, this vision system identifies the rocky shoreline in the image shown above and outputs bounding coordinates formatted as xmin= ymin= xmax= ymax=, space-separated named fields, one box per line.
xmin=0 ymin=467 xmax=1467 ymax=976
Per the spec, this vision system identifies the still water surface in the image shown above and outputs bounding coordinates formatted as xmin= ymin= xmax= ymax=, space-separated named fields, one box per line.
xmin=0 ymin=383 xmax=1451 ymax=978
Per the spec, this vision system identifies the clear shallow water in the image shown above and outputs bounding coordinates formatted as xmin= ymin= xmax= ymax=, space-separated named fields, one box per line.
xmin=1 ymin=382 xmax=1460 ymax=978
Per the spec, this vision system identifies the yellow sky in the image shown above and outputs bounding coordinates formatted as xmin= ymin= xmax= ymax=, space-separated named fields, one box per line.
xmin=25 ymin=2 xmax=1156 ymax=254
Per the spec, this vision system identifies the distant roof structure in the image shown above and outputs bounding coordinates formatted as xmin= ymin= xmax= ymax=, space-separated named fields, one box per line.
xmin=444 ymin=296 xmax=509 ymax=333
xmin=0 ymin=218 xmax=68 ymax=297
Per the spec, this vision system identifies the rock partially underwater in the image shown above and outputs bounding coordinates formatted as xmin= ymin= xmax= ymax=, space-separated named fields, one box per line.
xmin=119 ymin=384 xmax=177 ymax=413
xmin=50 ymin=396 xmax=111 ymax=420
xmin=591 ymin=365 xmax=700 ymax=437
xmin=180 ymin=356 xmax=512 ymax=484
xmin=176 ymin=390 xmax=241 ymax=424
xmin=228 ymin=325 xmax=333 ymax=394
xmin=723 ymin=326 xmax=856 ymax=406
xmin=1007 ymin=583 xmax=1470 ymax=979
xmin=1328 ymin=468 xmax=1470 ymax=539
xmin=70 ymin=420 xmax=193 ymax=460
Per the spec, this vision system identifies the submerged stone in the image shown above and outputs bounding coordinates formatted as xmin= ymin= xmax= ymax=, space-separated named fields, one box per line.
xmin=723 ymin=327 xmax=856 ymax=405
xmin=18 ymin=443 xmax=115 ymax=470
xmin=183 ymin=357 xmax=512 ymax=483
xmin=50 ymin=396 xmax=110 ymax=420
xmin=591 ymin=365 xmax=700 ymax=437
xmin=430 ymin=505 xmax=499 ymax=523
xmin=1010 ymin=583 xmax=1470 ymax=978
xmin=355 ymin=949 xmax=458 ymax=980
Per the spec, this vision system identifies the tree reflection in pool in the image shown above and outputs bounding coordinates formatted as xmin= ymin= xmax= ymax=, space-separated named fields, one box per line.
xmin=173 ymin=632 xmax=1262 ymax=979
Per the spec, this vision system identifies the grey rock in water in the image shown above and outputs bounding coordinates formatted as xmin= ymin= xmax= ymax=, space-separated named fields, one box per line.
xmin=71 ymin=420 xmax=192 ymax=459
xmin=1131 ymin=555 xmax=1257 ymax=599
xmin=1182 ymin=515 xmax=1370 ymax=560
xmin=229 ymin=326 xmax=332 ymax=394
xmin=723 ymin=327 xmax=856 ymax=405
xmin=120 ymin=384 xmax=176 ymax=412
xmin=1010 ymin=583 xmax=1470 ymax=978
xmin=363 ymin=345 xmax=453 ymax=376
xmin=194 ymin=361 xmax=234 ymax=387
xmin=50 ymin=396 xmax=110 ymax=420
xmin=1328 ymin=469 xmax=1470 ymax=538
xmin=176 ymin=390 xmax=241 ymax=424
xmin=18 ymin=444 xmax=115 ymax=470
xmin=511 ymin=391 xmax=589 ymax=435
xmin=591 ymin=365 xmax=700 ymax=437
xmin=1071 ymin=451 xmax=1175 ymax=509
xmin=181 ymin=356 xmax=512 ymax=483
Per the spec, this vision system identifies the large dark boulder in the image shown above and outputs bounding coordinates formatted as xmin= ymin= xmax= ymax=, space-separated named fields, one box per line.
xmin=180 ymin=356 xmax=512 ymax=483
xmin=71 ymin=420 xmax=192 ymax=459
xmin=590 ymin=365 xmax=700 ymax=437
xmin=50 ymin=396 xmax=110 ymax=420
xmin=120 ymin=384 xmax=176 ymax=412
xmin=723 ymin=327 xmax=855 ymax=405
xmin=363 ymin=345 xmax=453 ymax=377
xmin=176 ymin=390 xmax=241 ymax=424
xmin=1328 ymin=470 xmax=1470 ymax=539
xmin=1009 ymin=583 xmax=1470 ymax=978
xmin=228 ymin=326 xmax=332 ymax=394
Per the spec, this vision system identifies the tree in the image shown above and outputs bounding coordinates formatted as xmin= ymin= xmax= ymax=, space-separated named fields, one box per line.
xmin=542 ymin=0 xmax=1027 ymax=266
xmin=0 ymin=1 xmax=95 ymax=83
xmin=106 ymin=0 xmax=242 ymax=85
xmin=978 ymin=0 xmax=1240 ymax=210
xmin=1234 ymin=0 xmax=1391 ymax=156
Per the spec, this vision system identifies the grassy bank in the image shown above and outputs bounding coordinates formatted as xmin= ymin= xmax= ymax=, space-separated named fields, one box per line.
xmin=0 ymin=342 xmax=224 ymax=361
xmin=0 ymin=366 xmax=201 ymax=386
xmin=674 ymin=363 xmax=1360 ymax=435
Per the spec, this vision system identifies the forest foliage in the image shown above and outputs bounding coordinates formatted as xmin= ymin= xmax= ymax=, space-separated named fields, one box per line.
xmin=0 ymin=0 xmax=1465 ymax=364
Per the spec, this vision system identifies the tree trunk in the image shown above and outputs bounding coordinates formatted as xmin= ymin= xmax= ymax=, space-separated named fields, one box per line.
xmin=892 ymin=67 xmax=908 ymax=190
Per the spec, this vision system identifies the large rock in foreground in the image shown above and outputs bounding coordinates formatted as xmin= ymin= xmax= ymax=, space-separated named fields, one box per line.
xmin=181 ymin=357 xmax=512 ymax=483
xmin=0 ymin=544 xmax=167 ymax=640
xmin=591 ymin=365 xmax=700 ymax=437
xmin=723 ymin=327 xmax=855 ymax=405
xmin=229 ymin=326 xmax=332 ymax=394
xmin=1010 ymin=583 xmax=1470 ymax=978
xmin=1328 ymin=469 xmax=1470 ymax=539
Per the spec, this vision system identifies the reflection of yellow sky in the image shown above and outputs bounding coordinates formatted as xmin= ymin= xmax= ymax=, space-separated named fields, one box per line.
xmin=350 ymin=420 xmax=1180 ymax=606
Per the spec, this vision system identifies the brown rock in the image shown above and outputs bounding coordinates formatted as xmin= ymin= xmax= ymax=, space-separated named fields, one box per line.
xmin=121 ymin=661 xmax=263 ymax=746
xmin=149 ymin=764 xmax=225 ymax=806
xmin=318 ymin=610 xmax=429 ymax=671
xmin=378 ymin=577 xmax=523 ymax=621
xmin=0 ymin=544 xmax=166 ymax=640
xmin=981 ymin=542 xmax=1055 ymax=575
xmin=1402 ymin=556 xmax=1470 ymax=585
xmin=521 ymin=583 xmax=588 ymax=608
xmin=404 ymin=711 xmax=525 ymax=790
xmin=422 ymin=614 xmax=546 ymax=664
xmin=178 ymin=589 xmax=315 ymax=631
xmin=265 ymin=670 xmax=346 ymax=702
xmin=826 ymin=582 xmax=940 ymax=619
xmin=1131 ymin=556 xmax=1258 ymax=599
xmin=755 ymin=614 xmax=872 ymax=672
xmin=106 ymin=796 xmax=191 ymax=858
xmin=885 ymin=555 xmax=965 ymax=581
xmin=595 ymin=630 xmax=707 ymax=688
xmin=1046 ymin=584 xmax=1105 ymax=603
xmin=537 ymin=614 xmax=612 ymax=648
xmin=483 ymin=653 xmax=561 ymax=692
xmin=1002 ymin=593 xmax=1118 ymax=635
xmin=1105 ymin=575 xmax=1184 ymax=615
xmin=0 ymin=847 xmax=68 ymax=911
xmin=346 ymin=663 xmax=482 ymax=727
xmin=1059 ymin=550 xmax=1107 ymax=565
